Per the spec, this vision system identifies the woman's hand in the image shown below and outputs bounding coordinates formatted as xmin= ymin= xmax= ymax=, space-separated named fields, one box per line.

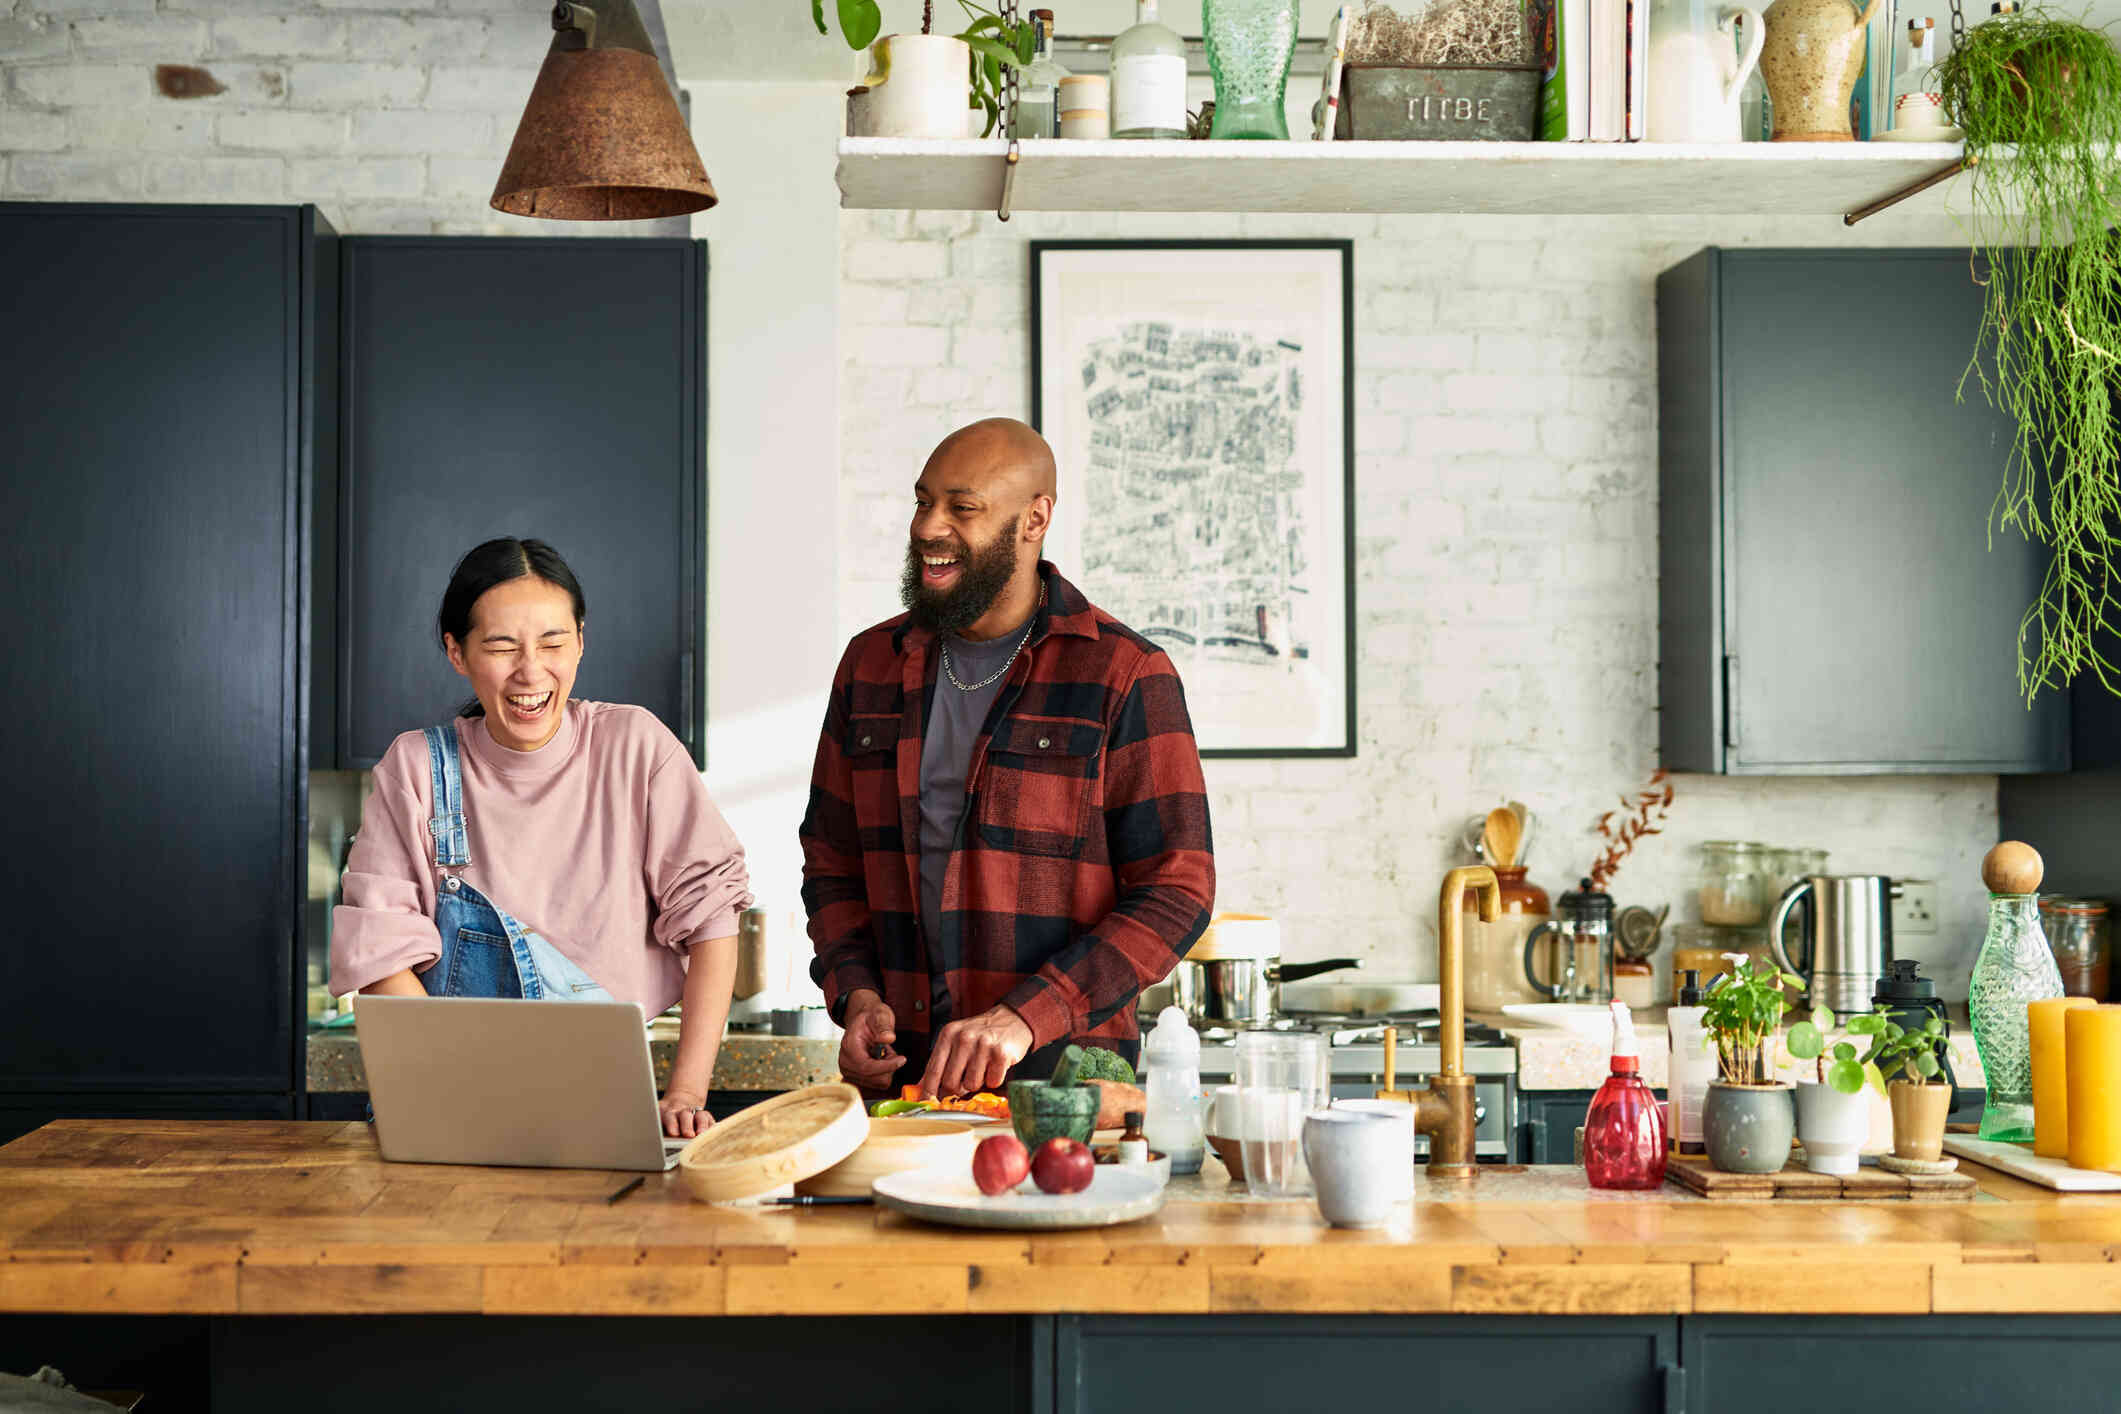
xmin=660 ymin=1087 xmax=714 ymax=1139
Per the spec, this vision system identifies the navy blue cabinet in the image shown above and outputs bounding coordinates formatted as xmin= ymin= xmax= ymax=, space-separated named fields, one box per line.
xmin=1657 ymin=248 xmax=2066 ymax=774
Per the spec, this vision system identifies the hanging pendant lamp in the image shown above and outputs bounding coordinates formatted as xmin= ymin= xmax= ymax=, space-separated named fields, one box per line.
xmin=491 ymin=0 xmax=716 ymax=221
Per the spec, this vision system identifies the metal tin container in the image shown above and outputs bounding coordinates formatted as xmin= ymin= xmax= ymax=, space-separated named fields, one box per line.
xmin=1332 ymin=62 xmax=1542 ymax=140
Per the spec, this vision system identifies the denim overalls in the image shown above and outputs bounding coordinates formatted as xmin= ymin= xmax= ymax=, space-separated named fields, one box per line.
xmin=419 ymin=723 xmax=612 ymax=1002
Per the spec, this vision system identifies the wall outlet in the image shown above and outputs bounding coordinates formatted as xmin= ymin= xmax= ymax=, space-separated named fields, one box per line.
xmin=1895 ymin=880 xmax=1939 ymax=936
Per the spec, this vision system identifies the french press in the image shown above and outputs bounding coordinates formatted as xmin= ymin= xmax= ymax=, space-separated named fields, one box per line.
xmin=1522 ymin=878 xmax=1615 ymax=1004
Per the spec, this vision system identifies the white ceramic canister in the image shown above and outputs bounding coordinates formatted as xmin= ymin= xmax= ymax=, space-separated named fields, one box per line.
xmin=846 ymin=35 xmax=975 ymax=139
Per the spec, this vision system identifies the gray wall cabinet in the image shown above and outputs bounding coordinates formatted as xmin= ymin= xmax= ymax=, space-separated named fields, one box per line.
xmin=1657 ymin=248 xmax=2066 ymax=775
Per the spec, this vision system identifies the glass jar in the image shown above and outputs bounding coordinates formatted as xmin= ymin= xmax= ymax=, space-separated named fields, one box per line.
xmin=2041 ymin=897 xmax=2112 ymax=1000
xmin=1204 ymin=0 xmax=1299 ymax=139
xmin=1698 ymin=841 xmax=1770 ymax=926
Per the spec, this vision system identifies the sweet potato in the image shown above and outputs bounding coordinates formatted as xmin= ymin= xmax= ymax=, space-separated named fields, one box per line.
xmin=1088 ymin=1079 xmax=1147 ymax=1131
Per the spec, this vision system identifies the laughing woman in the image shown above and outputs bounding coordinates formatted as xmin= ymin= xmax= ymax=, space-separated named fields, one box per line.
xmin=329 ymin=538 xmax=750 ymax=1138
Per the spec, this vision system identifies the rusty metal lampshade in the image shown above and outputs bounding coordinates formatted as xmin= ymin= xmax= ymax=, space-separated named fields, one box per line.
xmin=492 ymin=0 xmax=715 ymax=221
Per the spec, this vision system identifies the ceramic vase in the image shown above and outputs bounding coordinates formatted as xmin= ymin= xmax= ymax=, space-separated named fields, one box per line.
xmin=1759 ymin=0 xmax=1880 ymax=141
xmin=1703 ymin=1080 xmax=1794 ymax=1173
xmin=1793 ymin=1080 xmax=1870 ymax=1176
xmin=1888 ymin=1080 xmax=1952 ymax=1162
xmin=846 ymin=35 xmax=974 ymax=138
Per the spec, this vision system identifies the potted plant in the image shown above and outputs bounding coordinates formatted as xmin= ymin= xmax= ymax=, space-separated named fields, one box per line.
xmin=1929 ymin=8 xmax=2121 ymax=700
xmin=1862 ymin=1010 xmax=1953 ymax=1161
xmin=818 ymin=0 xmax=1036 ymax=137
xmin=1786 ymin=1006 xmax=1886 ymax=1176
xmin=1699 ymin=956 xmax=1799 ymax=1173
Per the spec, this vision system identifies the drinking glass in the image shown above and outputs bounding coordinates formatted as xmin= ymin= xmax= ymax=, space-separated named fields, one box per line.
xmin=1236 ymin=1031 xmax=1328 ymax=1196
xmin=1205 ymin=0 xmax=1299 ymax=140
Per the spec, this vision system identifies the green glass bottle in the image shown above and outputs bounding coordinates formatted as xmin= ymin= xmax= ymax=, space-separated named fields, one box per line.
xmin=1204 ymin=0 xmax=1299 ymax=140
xmin=1969 ymin=890 xmax=2064 ymax=1141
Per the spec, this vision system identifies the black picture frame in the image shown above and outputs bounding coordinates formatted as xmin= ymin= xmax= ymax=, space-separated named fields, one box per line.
xmin=1030 ymin=239 xmax=1357 ymax=759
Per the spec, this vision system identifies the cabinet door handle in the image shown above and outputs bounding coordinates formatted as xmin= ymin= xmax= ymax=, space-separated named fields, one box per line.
xmin=1722 ymin=653 xmax=1740 ymax=751
xmin=679 ymin=650 xmax=696 ymax=750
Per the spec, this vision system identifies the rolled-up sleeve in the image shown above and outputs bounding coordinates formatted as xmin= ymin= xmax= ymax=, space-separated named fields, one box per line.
xmin=644 ymin=748 xmax=752 ymax=951
xmin=328 ymin=739 xmax=444 ymax=994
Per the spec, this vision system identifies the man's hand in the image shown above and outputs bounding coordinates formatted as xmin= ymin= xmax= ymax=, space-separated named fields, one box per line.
xmin=839 ymin=989 xmax=902 ymax=1090
xmin=920 ymin=1005 xmax=1033 ymax=1098
xmin=660 ymin=1087 xmax=714 ymax=1139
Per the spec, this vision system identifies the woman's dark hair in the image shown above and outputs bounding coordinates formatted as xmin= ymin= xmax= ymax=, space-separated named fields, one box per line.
xmin=437 ymin=537 xmax=587 ymax=718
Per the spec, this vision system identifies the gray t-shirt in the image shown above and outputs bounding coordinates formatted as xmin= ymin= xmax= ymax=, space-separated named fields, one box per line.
xmin=918 ymin=619 xmax=1031 ymax=960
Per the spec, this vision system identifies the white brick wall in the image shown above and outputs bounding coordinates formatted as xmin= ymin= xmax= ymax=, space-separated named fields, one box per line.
xmin=0 ymin=0 xmax=644 ymax=233
xmin=838 ymin=207 xmax=2005 ymax=998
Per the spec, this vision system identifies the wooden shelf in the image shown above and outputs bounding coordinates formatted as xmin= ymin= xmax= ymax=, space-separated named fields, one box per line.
xmin=835 ymin=137 xmax=1974 ymax=217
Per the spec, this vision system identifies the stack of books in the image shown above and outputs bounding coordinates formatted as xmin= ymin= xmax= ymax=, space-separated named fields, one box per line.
xmin=1535 ymin=0 xmax=1647 ymax=141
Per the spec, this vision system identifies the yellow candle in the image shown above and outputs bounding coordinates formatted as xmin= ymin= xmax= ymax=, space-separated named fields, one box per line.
xmin=2065 ymin=1005 xmax=2121 ymax=1172
xmin=2030 ymin=996 xmax=2094 ymax=1158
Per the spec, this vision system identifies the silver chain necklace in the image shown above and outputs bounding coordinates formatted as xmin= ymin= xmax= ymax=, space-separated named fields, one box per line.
xmin=941 ymin=586 xmax=1044 ymax=692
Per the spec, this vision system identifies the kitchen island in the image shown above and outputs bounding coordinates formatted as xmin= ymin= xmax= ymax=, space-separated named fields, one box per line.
xmin=3 ymin=1121 xmax=2119 ymax=1412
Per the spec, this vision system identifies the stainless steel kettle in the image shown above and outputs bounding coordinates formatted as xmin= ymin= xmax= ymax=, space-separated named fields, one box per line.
xmin=1767 ymin=874 xmax=1903 ymax=1014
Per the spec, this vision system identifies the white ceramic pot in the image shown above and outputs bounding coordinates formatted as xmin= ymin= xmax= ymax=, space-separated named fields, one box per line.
xmin=845 ymin=34 xmax=973 ymax=139
xmin=1793 ymin=1079 xmax=1869 ymax=1176
xmin=1301 ymin=1109 xmax=1403 ymax=1229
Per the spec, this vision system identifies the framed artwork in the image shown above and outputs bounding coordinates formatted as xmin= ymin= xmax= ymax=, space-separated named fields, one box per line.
xmin=1031 ymin=240 xmax=1356 ymax=758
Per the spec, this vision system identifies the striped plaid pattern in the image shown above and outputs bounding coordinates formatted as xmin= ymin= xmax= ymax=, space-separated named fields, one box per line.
xmin=801 ymin=562 xmax=1215 ymax=1081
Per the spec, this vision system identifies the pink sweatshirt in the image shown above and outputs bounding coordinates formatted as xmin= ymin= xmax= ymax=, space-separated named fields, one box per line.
xmin=329 ymin=701 xmax=751 ymax=1013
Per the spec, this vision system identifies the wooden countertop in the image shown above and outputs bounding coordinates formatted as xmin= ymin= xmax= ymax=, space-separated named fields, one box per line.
xmin=7 ymin=1121 xmax=2120 ymax=1319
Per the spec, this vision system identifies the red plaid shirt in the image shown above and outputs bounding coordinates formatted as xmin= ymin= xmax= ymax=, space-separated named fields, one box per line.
xmin=801 ymin=562 xmax=1215 ymax=1082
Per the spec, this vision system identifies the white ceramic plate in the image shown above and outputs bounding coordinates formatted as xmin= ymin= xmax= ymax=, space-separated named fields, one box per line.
xmin=872 ymin=1164 xmax=1166 ymax=1230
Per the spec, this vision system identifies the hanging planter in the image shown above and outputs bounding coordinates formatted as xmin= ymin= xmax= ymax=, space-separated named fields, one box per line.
xmin=1932 ymin=7 xmax=2121 ymax=699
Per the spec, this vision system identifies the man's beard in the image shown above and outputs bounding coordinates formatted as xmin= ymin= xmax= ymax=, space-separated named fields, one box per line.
xmin=900 ymin=517 xmax=1022 ymax=634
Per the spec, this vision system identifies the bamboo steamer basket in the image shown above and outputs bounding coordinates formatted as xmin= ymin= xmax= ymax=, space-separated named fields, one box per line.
xmin=678 ymin=1083 xmax=867 ymax=1204
xmin=795 ymin=1116 xmax=983 ymax=1198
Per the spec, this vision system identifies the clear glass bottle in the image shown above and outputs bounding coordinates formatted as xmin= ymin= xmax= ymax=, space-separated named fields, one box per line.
xmin=1203 ymin=0 xmax=1298 ymax=140
xmin=1970 ymin=891 xmax=2065 ymax=1141
xmin=1111 ymin=0 xmax=1188 ymax=139
xmin=1009 ymin=9 xmax=1069 ymax=140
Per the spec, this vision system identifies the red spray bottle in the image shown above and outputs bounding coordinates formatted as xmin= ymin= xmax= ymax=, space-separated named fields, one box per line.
xmin=1584 ymin=1000 xmax=1667 ymax=1190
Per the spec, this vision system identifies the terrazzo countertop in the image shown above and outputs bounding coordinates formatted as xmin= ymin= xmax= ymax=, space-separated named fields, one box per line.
xmin=1485 ymin=1006 xmax=1987 ymax=1093
xmin=306 ymin=1023 xmax=840 ymax=1095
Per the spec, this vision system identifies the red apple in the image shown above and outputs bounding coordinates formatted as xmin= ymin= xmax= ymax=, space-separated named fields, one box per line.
xmin=1030 ymin=1136 xmax=1095 ymax=1195
xmin=972 ymin=1133 xmax=1030 ymax=1196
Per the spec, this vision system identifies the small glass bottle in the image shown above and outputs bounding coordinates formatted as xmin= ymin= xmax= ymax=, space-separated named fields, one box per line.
xmin=1009 ymin=9 xmax=1069 ymax=140
xmin=1118 ymin=1110 xmax=1149 ymax=1165
xmin=1111 ymin=0 xmax=1188 ymax=139
xmin=1971 ymin=890 xmax=2065 ymax=1142
xmin=1585 ymin=1002 xmax=1668 ymax=1190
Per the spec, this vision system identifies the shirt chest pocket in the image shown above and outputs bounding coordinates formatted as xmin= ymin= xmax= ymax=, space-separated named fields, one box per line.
xmin=974 ymin=717 xmax=1104 ymax=860
xmin=843 ymin=714 xmax=904 ymax=819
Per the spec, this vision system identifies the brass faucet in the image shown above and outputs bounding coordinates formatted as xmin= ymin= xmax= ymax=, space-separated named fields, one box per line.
xmin=1377 ymin=864 xmax=1498 ymax=1182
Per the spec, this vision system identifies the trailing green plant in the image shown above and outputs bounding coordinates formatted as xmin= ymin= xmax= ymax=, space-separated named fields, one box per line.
xmin=809 ymin=0 xmax=1036 ymax=135
xmin=1860 ymin=1010 xmax=1952 ymax=1086
xmin=1700 ymin=957 xmax=1802 ymax=1085
xmin=1932 ymin=8 xmax=2121 ymax=701
xmin=1786 ymin=1006 xmax=1889 ymax=1094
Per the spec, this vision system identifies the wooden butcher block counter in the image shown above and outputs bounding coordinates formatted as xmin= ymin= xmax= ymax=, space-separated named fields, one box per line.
xmin=5 ymin=1120 xmax=2121 ymax=1320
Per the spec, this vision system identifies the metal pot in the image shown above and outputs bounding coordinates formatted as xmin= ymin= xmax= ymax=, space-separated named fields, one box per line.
xmin=1170 ymin=956 xmax=1364 ymax=1027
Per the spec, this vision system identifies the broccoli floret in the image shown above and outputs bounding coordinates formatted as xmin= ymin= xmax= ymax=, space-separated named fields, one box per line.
xmin=1074 ymin=1047 xmax=1136 ymax=1086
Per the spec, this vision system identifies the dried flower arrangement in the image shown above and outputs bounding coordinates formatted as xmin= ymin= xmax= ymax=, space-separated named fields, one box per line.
xmin=1586 ymin=768 xmax=1674 ymax=891
xmin=1343 ymin=0 xmax=1536 ymax=68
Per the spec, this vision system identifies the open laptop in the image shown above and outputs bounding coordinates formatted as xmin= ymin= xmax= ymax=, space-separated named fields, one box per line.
xmin=357 ymin=995 xmax=691 ymax=1172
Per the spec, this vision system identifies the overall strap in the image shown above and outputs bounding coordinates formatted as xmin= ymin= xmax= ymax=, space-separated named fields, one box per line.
xmin=422 ymin=725 xmax=472 ymax=872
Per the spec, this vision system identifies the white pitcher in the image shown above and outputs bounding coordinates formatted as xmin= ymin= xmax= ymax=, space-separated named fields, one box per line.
xmin=1645 ymin=0 xmax=1765 ymax=142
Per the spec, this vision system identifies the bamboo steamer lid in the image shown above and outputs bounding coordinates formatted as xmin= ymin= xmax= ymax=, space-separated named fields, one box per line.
xmin=678 ymin=1083 xmax=867 ymax=1204
xmin=795 ymin=1115 xmax=984 ymax=1198
xmin=1191 ymin=913 xmax=1280 ymax=962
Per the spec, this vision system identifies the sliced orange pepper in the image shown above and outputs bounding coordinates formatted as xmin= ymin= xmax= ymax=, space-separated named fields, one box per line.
xmin=901 ymin=1084 xmax=923 ymax=1103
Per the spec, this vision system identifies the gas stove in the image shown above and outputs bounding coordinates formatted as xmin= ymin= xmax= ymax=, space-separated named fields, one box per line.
xmin=1189 ymin=1008 xmax=1519 ymax=1159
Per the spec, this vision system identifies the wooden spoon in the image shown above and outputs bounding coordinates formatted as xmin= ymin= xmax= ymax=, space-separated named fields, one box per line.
xmin=1482 ymin=806 xmax=1522 ymax=870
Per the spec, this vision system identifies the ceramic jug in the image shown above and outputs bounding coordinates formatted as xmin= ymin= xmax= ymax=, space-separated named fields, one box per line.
xmin=1759 ymin=0 xmax=1881 ymax=140
xmin=1646 ymin=0 xmax=1766 ymax=142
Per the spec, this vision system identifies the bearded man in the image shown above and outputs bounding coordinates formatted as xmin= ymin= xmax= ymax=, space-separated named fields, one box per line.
xmin=801 ymin=418 xmax=1216 ymax=1097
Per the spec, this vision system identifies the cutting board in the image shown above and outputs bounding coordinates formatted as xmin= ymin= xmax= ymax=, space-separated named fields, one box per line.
xmin=1664 ymin=1153 xmax=1974 ymax=1201
xmin=873 ymin=1165 xmax=1165 ymax=1230
xmin=1942 ymin=1135 xmax=2121 ymax=1191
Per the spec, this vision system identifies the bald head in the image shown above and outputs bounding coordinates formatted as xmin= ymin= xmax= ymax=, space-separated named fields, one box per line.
xmin=925 ymin=417 xmax=1058 ymax=504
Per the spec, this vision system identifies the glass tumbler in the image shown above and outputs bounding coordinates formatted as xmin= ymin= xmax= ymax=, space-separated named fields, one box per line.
xmin=1205 ymin=0 xmax=1299 ymax=140
xmin=1235 ymin=1030 xmax=1328 ymax=1197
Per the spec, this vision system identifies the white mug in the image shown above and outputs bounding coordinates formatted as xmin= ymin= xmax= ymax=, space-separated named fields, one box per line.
xmin=1302 ymin=1109 xmax=1405 ymax=1229
xmin=1329 ymin=1098 xmax=1416 ymax=1201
